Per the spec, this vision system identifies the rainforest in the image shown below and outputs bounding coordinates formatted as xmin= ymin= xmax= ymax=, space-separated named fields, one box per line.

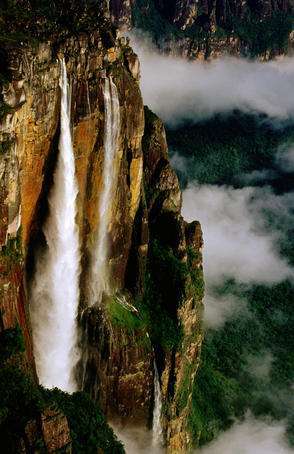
xmin=0 ymin=1 xmax=293 ymax=453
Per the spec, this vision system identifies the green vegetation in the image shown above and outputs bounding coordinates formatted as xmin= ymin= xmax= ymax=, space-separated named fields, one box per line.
xmin=132 ymin=0 xmax=210 ymax=52
xmin=0 ymin=326 xmax=125 ymax=453
xmin=139 ymin=239 xmax=186 ymax=350
xmin=0 ymin=98 xmax=12 ymax=121
xmin=0 ymin=364 xmax=45 ymax=452
xmin=176 ymin=361 xmax=195 ymax=412
xmin=167 ymin=112 xmax=294 ymax=189
xmin=132 ymin=0 xmax=293 ymax=57
xmin=233 ymin=11 xmax=293 ymax=57
xmin=189 ymin=280 xmax=294 ymax=446
xmin=1 ymin=233 xmax=23 ymax=263
xmin=0 ymin=326 xmax=25 ymax=363
xmin=0 ymin=0 xmax=107 ymax=46
xmin=167 ymin=111 xmax=294 ymax=447
xmin=44 ymin=389 xmax=125 ymax=454
xmin=0 ymin=138 xmax=13 ymax=154
xmin=137 ymin=238 xmax=204 ymax=351
xmin=132 ymin=0 xmax=182 ymax=42
xmin=187 ymin=246 xmax=204 ymax=301
xmin=106 ymin=296 xmax=147 ymax=333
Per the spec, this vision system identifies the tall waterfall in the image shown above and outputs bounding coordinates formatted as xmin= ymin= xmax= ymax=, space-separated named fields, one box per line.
xmin=88 ymin=77 xmax=120 ymax=305
xmin=29 ymin=59 xmax=81 ymax=393
xmin=152 ymin=360 xmax=163 ymax=446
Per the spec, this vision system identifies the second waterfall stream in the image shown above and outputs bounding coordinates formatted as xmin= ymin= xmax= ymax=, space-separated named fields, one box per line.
xmin=29 ymin=59 xmax=81 ymax=393
xmin=88 ymin=77 xmax=121 ymax=305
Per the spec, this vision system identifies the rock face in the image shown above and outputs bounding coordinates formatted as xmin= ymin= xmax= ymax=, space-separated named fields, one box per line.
xmin=154 ymin=0 xmax=292 ymax=29
xmin=110 ymin=0 xmax=134 ymax=29
xmin=142 ymin=108 xmax=204 ymax=451
xmin=0 ymin=18 xmax=203 ymax=453
xmin=20 ymin=408 xmax=72 ymax=453
xmin=111 ymin=0 xmax=293 ymax=58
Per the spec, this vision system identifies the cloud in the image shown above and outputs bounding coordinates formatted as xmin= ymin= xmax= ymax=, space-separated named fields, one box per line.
xmin=170 ymin=151 xmax=190 ymax=174
xmin=203 ymin=292 xmax=247 ymax=329
xmin=112 ymin=425 xmax=164 ymax=454
xmin=182 ymin=184 xmax=293 ymax=285
xmin=199 ymin=416 xmax=292 ymax=454
xmin=126 ymin=31 xmax=294 ymax=449
xmin=246 ymin=352 xmax=273 ymax=380
xmin=182 ymin=184 xmax=294 ymax=328
xmin=129 ymin=32 xmax=294 ymax=126
xmin=238 ymin=169 xmax=278 ymax=185
xmin=276 ymin=143 xmax=294 ymax=173
xmin=113 ymin=417 xmax=293 ymax=454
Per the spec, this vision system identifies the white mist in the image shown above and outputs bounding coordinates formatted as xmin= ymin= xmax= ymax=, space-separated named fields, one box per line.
xmin=88 ymin=77 xmax=120 ymax=305
xmin=30 ymin=59 xmax=81 ymax=393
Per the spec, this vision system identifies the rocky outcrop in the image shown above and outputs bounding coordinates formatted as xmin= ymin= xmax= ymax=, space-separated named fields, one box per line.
xmin=156 ymin=0 xmax=292 ymax=29
xmin=142 ymin=108 xmax=204 ymax=451
xmin=20 ymin=408 xmax=72 ymax=453
xmin=110 ymin=0 xmax=134 ymax=29
xmin=111 ymin=0 xmax=293 ymax=59
xmin=0 ymin=15 xmax=203 ymax=453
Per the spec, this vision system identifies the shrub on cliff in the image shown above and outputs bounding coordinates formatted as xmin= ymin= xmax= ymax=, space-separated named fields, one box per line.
xmin=0 ymin=0 xmax=108 ymax=45
xmin=45 ymin=389 xmax=125 ymax=454
xmin=0 ymin=326 xmax=25 ymax=363
xmin=0 ymin=327 xmax=125 ymax=453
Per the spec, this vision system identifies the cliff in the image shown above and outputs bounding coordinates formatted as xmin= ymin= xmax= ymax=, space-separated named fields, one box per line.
xmin=0 ymin=8 xmax=203 ymax=453
xmin=110 ymin=0 xmax=293 ymax=58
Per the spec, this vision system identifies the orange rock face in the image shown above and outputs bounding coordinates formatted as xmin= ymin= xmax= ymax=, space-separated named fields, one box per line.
xmin=0 ymin=28 xmax=203 ymax=453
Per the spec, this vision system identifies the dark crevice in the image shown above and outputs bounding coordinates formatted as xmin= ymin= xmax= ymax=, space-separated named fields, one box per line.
xmin=25 ymin=119 xmax=60 ymax=283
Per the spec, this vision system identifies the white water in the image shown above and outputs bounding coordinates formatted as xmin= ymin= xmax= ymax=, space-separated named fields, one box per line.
xmin=29 ymin=59 xmax=81 ymax=393
xmin=152 ymin=360 xmax=163 ymax=446
xmin=88 ymin=77 xmax=120 ymax=305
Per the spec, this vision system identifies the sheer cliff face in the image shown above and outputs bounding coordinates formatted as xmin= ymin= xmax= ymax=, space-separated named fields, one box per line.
xmin=110 ymin=0 xmax=293 ymax=58
xmin=154 ymin=0 xmax=292 ymax=28
xmin=0 ymin=27 xmax=203 ymax=452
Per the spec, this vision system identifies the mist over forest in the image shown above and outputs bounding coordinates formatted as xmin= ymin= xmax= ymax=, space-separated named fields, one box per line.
xmin=129 ymin=32 xmax=294 ymax=453
xmin=1 ymin=2 xmax=293 ymax=453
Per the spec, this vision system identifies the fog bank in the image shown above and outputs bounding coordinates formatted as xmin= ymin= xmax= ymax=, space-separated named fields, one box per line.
xmin=113 ymin=426 xmax=163 ymax=454
xmin=182 ymin=184 xmax=293 ymax=285
xmin=200 ymin=416 xmax=292 ymax=454
xmin=129 ymin=32 xmax=294 ymax=126
xmin=114 ymin=417 xmax=292 ymax=454
xmin=182 ymin=184 xmax=294 ymax=327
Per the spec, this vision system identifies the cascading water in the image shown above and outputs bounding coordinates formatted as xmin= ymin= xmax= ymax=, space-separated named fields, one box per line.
xmin=29 ymin=59 xmax=81 ymax=393
xmin=152 ymin=360 xmax=163 ymax=446
xmin=88 ymin=77 xmax=120 ymax=305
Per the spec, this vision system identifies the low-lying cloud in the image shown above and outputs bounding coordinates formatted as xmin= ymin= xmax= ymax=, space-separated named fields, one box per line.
xmin=276 ymin=143 xmax=294 ymax=173
xmin=113 ymin=425 xmax=163 ymax=454
xmin=182 ymin=184 xmax=293 ymax=285
xmin=114 ymin=416 xmax=292 ymax=454
xmin=246 ymin=352 xmax=273 ymax=380
xmin=125 ymin=30 xmax=294 ymax=450
xmin=200 ymin=416 xmax=292 ymax=454
xmin=182 ymin=184 xmax=294 ymax=327
xmin=129 ymin=32 xmax=294 ymax=126
xmin=203 ymin=292 xmax=247 ymax=329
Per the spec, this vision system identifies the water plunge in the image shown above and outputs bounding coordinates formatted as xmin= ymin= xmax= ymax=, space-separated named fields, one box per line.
xmin=152 ymin=360 xmax=163 ymax=446
xmin=88 ymin=77 xmax=120 ymax=305
xmin=29 ymin=59 xmax=81 ymax=393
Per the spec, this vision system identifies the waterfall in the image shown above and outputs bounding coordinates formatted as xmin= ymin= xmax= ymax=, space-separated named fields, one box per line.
xmin=152 ymin=360 xmax=163 ymax=446
xmin=88 ymin=77 xmax=120 ymax=305
xmin=29 ymin=59 xmax=81 ymax=393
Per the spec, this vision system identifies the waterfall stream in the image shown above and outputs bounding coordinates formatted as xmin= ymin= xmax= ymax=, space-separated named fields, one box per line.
xmin=29 ymin=59 xmax=81 ymax=393
xmin=88 ymin=77 xmax=120 ymax=305
xmin=152 ymin=360 xmax=163 ymax=446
